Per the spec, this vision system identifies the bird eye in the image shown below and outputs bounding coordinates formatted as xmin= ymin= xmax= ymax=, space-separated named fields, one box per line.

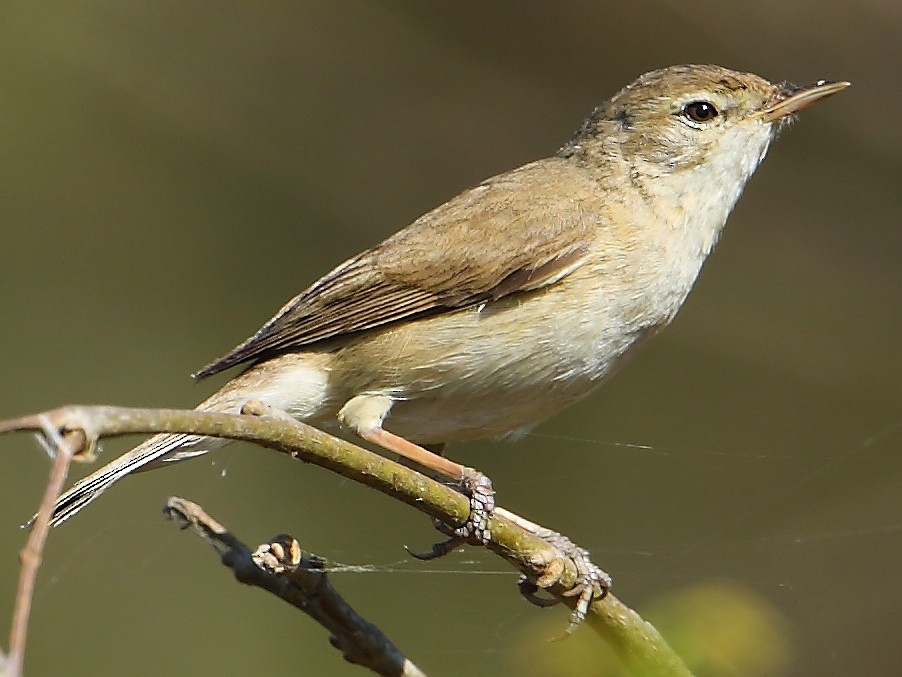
xmin=682 ymin=101 xmax=719 ymax=123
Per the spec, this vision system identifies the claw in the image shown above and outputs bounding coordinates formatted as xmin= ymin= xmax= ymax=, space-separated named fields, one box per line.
xmin=557 ymin=541 xmax=610 ymax=633
xmin=405 ymin=537 xmax=463 ymax=561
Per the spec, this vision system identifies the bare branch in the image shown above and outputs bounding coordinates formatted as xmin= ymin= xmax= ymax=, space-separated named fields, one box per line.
xmin=6 ymin=421 xmax=84 ymax=677
xmin=163 ymin=497 xmax=426 ymax=677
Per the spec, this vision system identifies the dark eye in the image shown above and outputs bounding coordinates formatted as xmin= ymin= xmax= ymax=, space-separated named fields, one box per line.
xmin=682 ymin=101 xmax=719 ymax=123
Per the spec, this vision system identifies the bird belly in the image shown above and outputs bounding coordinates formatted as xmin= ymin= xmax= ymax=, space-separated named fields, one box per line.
xmin=328 ymin=273 xmax=651 ymax=444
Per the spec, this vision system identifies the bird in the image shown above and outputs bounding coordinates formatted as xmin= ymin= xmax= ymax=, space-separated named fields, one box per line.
xmin=47 ymin=64 xmax=847 ymax=531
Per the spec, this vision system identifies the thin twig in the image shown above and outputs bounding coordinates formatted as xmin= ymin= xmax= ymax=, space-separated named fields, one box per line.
xmin=6 ymin=420 xmax=84 ymax=677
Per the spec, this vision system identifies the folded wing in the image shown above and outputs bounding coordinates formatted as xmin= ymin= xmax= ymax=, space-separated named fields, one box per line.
xmin=194 ymin=160 xmax=599 ymax=379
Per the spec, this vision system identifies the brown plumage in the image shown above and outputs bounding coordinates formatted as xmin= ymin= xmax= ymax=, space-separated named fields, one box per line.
xmin=195 ymin=160 xmax=597 ymax=378
xmin=47 ymin=65 xmax=847 ymax=527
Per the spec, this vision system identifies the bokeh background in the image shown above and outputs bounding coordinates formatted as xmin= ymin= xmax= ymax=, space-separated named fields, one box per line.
xmin=0 ymin=2 xmax=899 ymax=675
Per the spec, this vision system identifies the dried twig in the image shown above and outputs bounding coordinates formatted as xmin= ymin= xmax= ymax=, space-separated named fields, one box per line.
xmin=163 ymin=497 xmax=426 ymax=676
xmin=6 ymin=420 xmax=86 ymax=677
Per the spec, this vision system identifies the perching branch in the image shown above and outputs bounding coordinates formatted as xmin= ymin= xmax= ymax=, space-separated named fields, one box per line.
xmin=1 ymin=405 xmax=691 ymax=676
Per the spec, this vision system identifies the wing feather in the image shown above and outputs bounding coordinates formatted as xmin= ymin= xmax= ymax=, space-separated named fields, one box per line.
xmin=194 ymin=159 xmax=599 ymax=379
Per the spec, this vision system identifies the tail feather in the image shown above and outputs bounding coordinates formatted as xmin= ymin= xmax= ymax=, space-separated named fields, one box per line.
xmin=34 ymin=352 xmax=331 ymax=528
xmin=36 ymin=432 xmax=227 ymax=528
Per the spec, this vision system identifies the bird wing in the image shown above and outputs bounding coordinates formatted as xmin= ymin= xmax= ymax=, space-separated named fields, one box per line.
xmin=194 ymin=160 xmax=598 ymax=379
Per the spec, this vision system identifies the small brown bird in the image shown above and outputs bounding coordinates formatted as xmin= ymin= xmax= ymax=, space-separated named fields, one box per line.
xmin=49 ymin=65 xmax=847 ymax=531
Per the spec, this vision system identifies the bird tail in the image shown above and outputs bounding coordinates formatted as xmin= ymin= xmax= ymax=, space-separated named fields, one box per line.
xmin=33 ymin=352 xmax=331 ymax=528
xmin=37 ymin=431 xmax=229 ymax=528
xmin=41 ymin=431 xmax=229 ymax=528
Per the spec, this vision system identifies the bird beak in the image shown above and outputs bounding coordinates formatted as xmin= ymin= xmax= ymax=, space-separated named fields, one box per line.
xmin=761 ymin=79 xmax=850 ymax=121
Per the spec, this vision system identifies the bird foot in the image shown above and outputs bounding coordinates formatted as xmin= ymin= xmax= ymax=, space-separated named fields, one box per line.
xmin=451 ymin=470 xmax=495 ymax=543
xmin=406 ymin=469 xmax=495 ymax=560
xmin=517 ymin=530 xmax=611 ymax=633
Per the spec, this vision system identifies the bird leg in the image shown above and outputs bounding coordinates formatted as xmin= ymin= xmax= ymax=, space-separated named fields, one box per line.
xmin=336 ymin=395 xmax=606 ymax=623
xmin=338 ymin=395 xmax=495 ymax=545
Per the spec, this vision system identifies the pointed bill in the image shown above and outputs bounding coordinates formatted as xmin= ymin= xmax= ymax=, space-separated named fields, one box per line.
xmin=761 ymin=79 xmax=850 ymax=121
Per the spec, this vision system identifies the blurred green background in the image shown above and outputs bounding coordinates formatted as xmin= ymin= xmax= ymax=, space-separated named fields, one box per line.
xmin=0 ymin=2 xmax=899 ymax=675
